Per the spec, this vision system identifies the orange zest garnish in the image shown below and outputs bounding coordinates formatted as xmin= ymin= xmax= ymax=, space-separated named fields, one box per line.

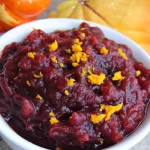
xmin=136 ymin=70 xmax=141 ymax=76
xmin=67 ymin=78 xmax=75 ymax=86
xmin=72 ymin=62 xmax=79 ymax=67
xmin=26 ymin=80 xmax=31 ymax=87
xmin=80 ymin=33 xmax=86 ymax=38
xmin=81 ymin=68 xmax=87 ymax=77
xmin=51 ymin=56 xmax=57 ymax=63
xmin=72 ymin=44 xmax=83 ymax=53
xmin=66 ymin=49 xmax=71 ymax=54
xmin=60 ymin=63 xmax=64 ymax=68
xmin=64 ymin=90 xmax=69 ymax=96
xmin=112 ymin=71 xmax=125 ymax=81
xmin=90 ymin=114 xmax=106 ymax=124
xmin=34 ymin=72 xmax=43 ymax=78
xmin=100 ymin=103 xmax=123 ymax=121
xmin=28 ymin=52 xmax=36 ymax=59
xmin=100 ymin=47 xmax=109 ymax=55
xmin=118 ymin=48 xmax=128 ymax=60
xmin=87 ymin=73 xmax=106 ymax=85
xmin=36 ymin=94 xmax=43 ymax=100
xmin=48 ymin=40 xmax=58 ymax=52
xmin=49 ymin=112 xmax=55 ymax=117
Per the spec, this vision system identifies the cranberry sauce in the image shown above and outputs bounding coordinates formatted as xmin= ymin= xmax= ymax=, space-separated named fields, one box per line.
xmin=0 ymin=23 xmax=150 ymax=150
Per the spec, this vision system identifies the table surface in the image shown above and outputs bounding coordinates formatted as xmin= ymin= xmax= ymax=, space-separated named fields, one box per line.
xmin=0 ymin=0 xmax=150 ymax=150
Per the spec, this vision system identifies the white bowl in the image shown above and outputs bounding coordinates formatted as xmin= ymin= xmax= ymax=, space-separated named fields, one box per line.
xmin=0 ymin=18 xmax=150 ymax=150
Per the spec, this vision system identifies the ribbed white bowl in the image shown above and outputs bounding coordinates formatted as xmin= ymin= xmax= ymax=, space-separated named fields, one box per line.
xmin=0 ymin=19 xmax=150 ymax=150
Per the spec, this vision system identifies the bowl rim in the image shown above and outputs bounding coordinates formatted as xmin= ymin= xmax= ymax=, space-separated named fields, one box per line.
xmin=0 ymin=18 xmax=150 ymax=150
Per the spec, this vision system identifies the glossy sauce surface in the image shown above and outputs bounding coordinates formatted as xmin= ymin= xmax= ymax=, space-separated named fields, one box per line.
xmin=0 ymin=23 xmax=150 ymax=150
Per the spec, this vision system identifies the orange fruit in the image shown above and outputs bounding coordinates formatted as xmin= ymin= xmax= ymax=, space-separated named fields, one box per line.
xmin=0 ymin=0 xmax=51 ymax=32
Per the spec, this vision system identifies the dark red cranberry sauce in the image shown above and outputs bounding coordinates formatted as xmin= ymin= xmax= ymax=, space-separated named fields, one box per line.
xmin=0 ymin=22 xmax=150 ymax=150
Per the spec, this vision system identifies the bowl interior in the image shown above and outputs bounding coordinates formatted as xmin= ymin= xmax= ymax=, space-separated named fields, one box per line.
xmin=0 ymin=18 xmax=150 ymax=150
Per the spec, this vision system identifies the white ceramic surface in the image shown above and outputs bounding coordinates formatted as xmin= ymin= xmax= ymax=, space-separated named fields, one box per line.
xmin=0 ymin=18 xmax=150 ymax=150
